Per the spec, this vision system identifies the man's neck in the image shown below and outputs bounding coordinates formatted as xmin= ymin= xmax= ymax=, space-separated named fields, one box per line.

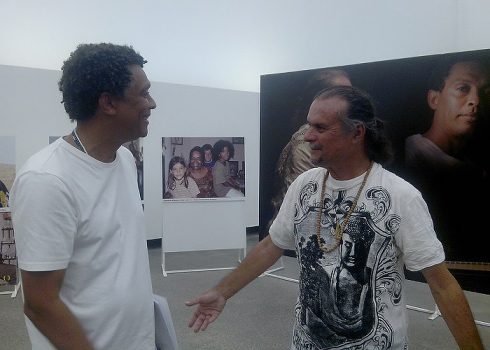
xmin=423 ymin=127 xmax=467 ymax=158
xmin=326 ymin=157 xmax=372 ymax=181
xmin=68 ymin=121 xmax=122 ymax=163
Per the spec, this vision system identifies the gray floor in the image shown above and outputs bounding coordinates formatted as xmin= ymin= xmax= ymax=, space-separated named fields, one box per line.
xmin=2 ymin=233 xmax=489 ymax=349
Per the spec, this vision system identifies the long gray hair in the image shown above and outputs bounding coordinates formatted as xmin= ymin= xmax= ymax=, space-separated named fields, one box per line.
xmin=314 ymin=86 xmax=393 ymax=164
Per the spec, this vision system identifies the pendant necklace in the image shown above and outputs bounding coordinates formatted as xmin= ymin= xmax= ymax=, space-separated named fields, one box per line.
xmin=316 ymin=162 xmax=373 ymax=253
xmin=71 ymin=129 xmax=88 ymax=154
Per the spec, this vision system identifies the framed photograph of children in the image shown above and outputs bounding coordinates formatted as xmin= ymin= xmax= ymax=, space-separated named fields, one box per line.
xmin=162 ymin=137 xmax=246 ymax=201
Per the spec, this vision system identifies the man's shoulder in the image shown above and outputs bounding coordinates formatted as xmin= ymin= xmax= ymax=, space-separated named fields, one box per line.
xmin=117 ymin=145 xmax=138 ymax=168
xmin=375 ymin=164 xmax=421 ymax=198
xmin=17 ymin=139 xmax=66 ymax=176
xmin=405 ymin=134 xmax=437 ymax=160
xmin=213 ymin=161 xmax=225 ymax=169
xmin=292 ymin=167 xmax=324 ymax=186
xmin=405 ymin=133 xmax=423 ymax=143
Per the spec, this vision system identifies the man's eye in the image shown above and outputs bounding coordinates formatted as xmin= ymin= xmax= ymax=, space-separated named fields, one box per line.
xmin=457 ymin=84 xmax=471 ymax=93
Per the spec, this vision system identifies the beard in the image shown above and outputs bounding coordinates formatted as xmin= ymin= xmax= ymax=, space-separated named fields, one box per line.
xmin=309 ymin=146 xmax=323 ymax=166
xmin=310 ymin=157 xmax=321 ymax=166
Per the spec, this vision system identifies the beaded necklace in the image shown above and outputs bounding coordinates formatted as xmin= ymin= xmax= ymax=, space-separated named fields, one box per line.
xmin=316 ymin=162 xmax=373 ymax=253
xmin=71 ymin=129 xmax=87 ymax=154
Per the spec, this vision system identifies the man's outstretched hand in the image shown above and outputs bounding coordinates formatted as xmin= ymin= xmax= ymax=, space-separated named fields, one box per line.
xmin=185 ymin=289 xmax=226 ymax=332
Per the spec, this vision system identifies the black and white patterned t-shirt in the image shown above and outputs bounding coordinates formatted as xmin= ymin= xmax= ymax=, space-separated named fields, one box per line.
xmin=270 ymin=163 xmax=444 ymax=350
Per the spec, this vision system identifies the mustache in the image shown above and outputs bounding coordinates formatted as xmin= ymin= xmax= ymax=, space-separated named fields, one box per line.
xmin=310 ymin=144 xmax=322 ymax=150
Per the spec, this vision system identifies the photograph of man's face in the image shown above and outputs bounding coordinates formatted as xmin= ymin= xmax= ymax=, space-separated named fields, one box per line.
xmin=260 ymin=49 xmax=490 ymax=275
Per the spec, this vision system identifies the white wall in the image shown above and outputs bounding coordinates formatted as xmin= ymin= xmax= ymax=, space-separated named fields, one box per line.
xmin=144 ymin=80 xmax=259 ymax=237
xmin=0 ymin=64 xmax=259 ymax=239
xmin=1 ymin=1 xmax=489 ymax=92
xmin=1 ymin=0 xmax=490 ymax=237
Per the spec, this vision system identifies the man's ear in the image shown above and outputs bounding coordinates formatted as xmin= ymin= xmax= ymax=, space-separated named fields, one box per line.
xmin=427 ymin=89 xmax=440 ymax=111
xmin=352 ymin=123 xmax=365 ymax=144
xmin=98 ymin=92 xmax=118 ymax=115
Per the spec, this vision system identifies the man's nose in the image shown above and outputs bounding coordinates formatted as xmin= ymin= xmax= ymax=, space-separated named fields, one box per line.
xmin=468 ymin=88 xmax=480 ymax=108
xmin=303 ymin=125 xmax=314 ymax=142
xmin=148 ymin=95 xmax=157 ymax=109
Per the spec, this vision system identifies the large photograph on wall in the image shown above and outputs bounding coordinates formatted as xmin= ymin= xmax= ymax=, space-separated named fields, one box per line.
xmin=0 ymin=136 xmax=15 ymax=210
xmin=0 ymin=136 xmax=16 ymax=293
xmin=162 ymin=137 xmax=245 ymax=201
xmin=0 ymin=209 xmax=16 ymax=293
xmin=260 ymin=49 xmax=490 ymax=292
xmin=123 ymin=139 xmax=144 ymax=201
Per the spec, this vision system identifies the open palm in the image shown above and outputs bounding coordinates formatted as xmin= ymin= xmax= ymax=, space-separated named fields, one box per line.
xmin=186 ymin=289 xmax=227 ymax=332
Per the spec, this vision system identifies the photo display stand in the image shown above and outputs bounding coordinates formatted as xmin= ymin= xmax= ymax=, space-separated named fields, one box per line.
xmin=0 ymin=278 xmax=21 ymax=298
xmin=0 ymin=208 xmax=20 ymax=298
xmin=404 ymin=262 xmax=490 ymax=328
xmin=261 ymin=257 xmax=295 ymax=282
xmin=406 ymin=303 xmax=489 ymax=327
xmin=161 ymin=199 xmax=246 ymax=276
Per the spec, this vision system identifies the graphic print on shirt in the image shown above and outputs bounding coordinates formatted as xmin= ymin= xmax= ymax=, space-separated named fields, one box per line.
xmin=292 ymin=179 xmax=403 ymax=350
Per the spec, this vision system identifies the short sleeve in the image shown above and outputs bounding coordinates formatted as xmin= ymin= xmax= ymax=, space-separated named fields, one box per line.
xmin=395 ymin=194 xmax=445 ymax=271
xmin=269 ymin=171 xmax=311 ymax=250
xmin=11 ymin=172 xmax=78 ymax=271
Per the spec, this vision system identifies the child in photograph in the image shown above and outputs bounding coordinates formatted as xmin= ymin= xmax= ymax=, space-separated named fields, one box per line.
xmin=202 ymin=144 xmax=215 ymax=169
xmin=212 ymin=140 xmax=244 ymax=198
xmin=165 ymin=156 xmax=199 ymax=199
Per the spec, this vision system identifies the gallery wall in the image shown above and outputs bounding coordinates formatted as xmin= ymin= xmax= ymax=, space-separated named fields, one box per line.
xmin=1 ymin=1 xmax=490 ymax=92
xmin=0 ymin=64 xmax=259 ymax=239
xmin=260 ymin=49 xmax=490 ymax=262
xmin=1 ymin=1 xmax=490 ymax=242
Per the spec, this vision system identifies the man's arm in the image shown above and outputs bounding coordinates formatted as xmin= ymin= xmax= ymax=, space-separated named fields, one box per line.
xmin=421 ymin=263 xmax=483 ymax=349
xmin=21 ymin=269 xmax=94 ymax=350
xmin=186 ymin=235 xmax=284 ymax=332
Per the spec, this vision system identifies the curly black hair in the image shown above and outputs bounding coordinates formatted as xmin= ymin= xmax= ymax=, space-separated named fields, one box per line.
xmin=58 ymin=43 xmax=147 ymax=121
xmin=212 ymin=139 xmax=235 ymax=161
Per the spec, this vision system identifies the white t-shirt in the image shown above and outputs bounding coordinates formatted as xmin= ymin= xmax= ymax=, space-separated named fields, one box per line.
xmin=270 ymin=163 xmax=444 ymax=350
xmin=11 ymin=138 xmax=155 ymax=350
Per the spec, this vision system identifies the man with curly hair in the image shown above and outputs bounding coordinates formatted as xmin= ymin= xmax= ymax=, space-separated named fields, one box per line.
xmin=11 ymin=43 xmax=157 ymax=349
